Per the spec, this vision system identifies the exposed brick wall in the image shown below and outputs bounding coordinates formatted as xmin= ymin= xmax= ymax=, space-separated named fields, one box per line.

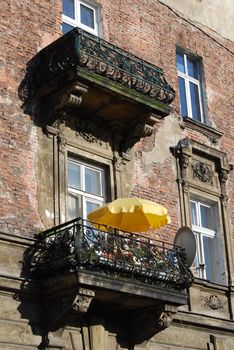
xmin=0 ymin=0 xmax=62 ymax=235
xmin=0 ymin=0 xmax=233 ymax=243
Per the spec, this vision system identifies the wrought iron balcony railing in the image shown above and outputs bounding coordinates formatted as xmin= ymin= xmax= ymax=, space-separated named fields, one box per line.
xmin=30 ymin=218 xmax=193 ymax=290
xmin=22 ymin=28 xmax=175 ymax=106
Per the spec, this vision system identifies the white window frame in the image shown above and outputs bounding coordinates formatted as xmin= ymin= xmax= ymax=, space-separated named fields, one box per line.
xmin=190 ymin=198 xmax=223 ymax=283
xmin=177 ymin=51 xmax=204 ymax=123
xmin=62 ymin=0 xmax=99 ymax=36
xmin=67 ymin=159 xmax=105 ymax=220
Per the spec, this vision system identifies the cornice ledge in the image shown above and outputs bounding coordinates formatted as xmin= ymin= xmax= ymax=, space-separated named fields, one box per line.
xmin=181 ymin=117 xmax=223 ymax=144
xmin=174 ymin=310 xmax=234 ymax=331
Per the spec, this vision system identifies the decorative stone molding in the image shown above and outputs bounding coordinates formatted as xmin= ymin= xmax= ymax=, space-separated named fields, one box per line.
xmin=174 ymin=138 xmax=232 ymax=193
xmin=71 ymin=288 xmax=95 ymax=314
xmin=75 ymin=117 xmax=109 ymax=145
xmin=192 ymin=161 xmax=213 ymax=185
xmin=173 ymin=137 xmax=233 ymax=235
xmin=37 ymin=82 xmax=88 ymax=129
xmin=44 ymin=288 xmax=95 ymax=331
xmin=62 ymin=288 xmax=95 ymax=314
xmin=57 ymin=133 xmax=67 ymax=154
xmin=123 ymin=113 xmax=158 ymax=152
xmin=201 ymin=294 xmax=226 ymax=310
xmin=157 ymin=304 xmax=178 ymax=329
xmin=220 ymin=169 xmax=229 ymax=185
xmin=127 ymin=303 xmax=178 ymax=345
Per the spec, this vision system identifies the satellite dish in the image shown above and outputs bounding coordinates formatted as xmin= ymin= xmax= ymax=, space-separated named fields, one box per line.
xmin=174 ymin=226 xmax=196 ymax=267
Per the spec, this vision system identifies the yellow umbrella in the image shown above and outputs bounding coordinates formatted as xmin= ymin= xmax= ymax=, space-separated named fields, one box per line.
xmin=87 ymin=197 xmax=171 ymax=232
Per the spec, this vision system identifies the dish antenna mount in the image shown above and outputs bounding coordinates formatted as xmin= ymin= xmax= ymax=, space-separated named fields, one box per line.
xmin=174 ymin=226 xmax=196 ymax=268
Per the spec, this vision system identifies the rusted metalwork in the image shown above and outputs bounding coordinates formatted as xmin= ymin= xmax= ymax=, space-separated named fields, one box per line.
xmin=24 ymin=28 xmax=175 ymax=105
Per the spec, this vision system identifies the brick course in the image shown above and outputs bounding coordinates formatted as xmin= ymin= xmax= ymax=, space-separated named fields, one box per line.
xmin=0 ymin=0 xmax=233 ymax=242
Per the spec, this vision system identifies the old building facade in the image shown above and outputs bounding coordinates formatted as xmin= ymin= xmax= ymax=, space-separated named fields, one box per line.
xmin=0 ymin=0 xmax=234 ymax=349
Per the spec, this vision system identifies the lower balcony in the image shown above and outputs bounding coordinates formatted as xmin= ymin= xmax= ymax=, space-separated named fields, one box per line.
xmin=29 ymin=218 xmax=193 ymax=345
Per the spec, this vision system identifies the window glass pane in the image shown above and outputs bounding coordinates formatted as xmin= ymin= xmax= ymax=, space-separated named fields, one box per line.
xmin=85 ymin=167 xmax=102 ymax=195
xmin=68 ymin=162 xmax=81 ymax=190
xmin=80 ymin=4 xmax=95 ymax=29
xmin=176 ymin=53 xmax=185 ymax=73
xmin=203 ymin=236 xmax=213 ymax=281
xmin=68 ymin=193 xmax=82 ymax=220
xmin=62 ymin=22 xmax=74 ymax=34
xmin=86 ymin=201 xmax=100 ymax=216
xmin=200 ymin=204 xmax=211 ymax=229
xmin=178 ymin=77 xmax=188 ymax=117
xmin=191 ymin=202 xmax=198 ymax=226
xmin=63 ymin=0 xmax=75 ymax=19
xmin=187 ymin=57 xmax=198 ymax=79
xmin=189 ymin=82 xmax=201 ymax=121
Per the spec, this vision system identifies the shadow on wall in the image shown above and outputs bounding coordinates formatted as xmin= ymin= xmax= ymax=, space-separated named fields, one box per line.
xmin=17 ymin=239 xmax=169 ymax=350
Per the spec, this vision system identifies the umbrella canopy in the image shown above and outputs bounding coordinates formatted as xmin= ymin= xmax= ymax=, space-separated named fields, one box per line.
xmin=87 ymin=197 xmax=171 ymax=232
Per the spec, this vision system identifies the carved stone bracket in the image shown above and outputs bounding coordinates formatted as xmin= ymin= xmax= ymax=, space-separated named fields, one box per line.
xmin=174 ymin=147 xmax=191 ymax=189
xmin=122 ymin=113 xmax=158 ymax=153
xmin=45 ymin=288 xmax=95 ymax=331
xmin=71 ymin=288 xmax=95 ymax=314
xmin=62 ymin=288 xmax=95 ymax=315
xmin=156 ymin=304 xmax=178 ymax=329
xmin=38 ymin=82 xmax=88 ymax=129
xmin=127 ymin=304 xmax=178 ymax=345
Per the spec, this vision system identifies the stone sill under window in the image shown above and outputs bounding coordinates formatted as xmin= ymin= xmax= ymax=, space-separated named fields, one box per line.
xmin=193 ymin=277 xmax=229 ymax=292
xmin=179 ymin=117 xmax=223 ymax=144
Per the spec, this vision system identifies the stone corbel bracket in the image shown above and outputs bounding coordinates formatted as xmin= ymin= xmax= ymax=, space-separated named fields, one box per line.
xmin=157 ymin=304 xmax=178 ymax=329
xmin=45 ymin=288 xmax=95 ymax=331
xmin=37 ymin=82 xmax=88 ymax=129
xmin=127 ymin=304 xmax=178 ymax=345
xmin=122 ymin=113 xmax=159 ymax=153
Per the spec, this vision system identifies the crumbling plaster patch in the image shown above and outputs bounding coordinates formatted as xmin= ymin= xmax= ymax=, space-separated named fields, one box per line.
xmin=142 ymin=115 xmax=183 ymax=173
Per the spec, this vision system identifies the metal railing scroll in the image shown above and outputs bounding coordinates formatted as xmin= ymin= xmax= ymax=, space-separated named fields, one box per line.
xmin=31 ymin=218 xmax=193 ymax=290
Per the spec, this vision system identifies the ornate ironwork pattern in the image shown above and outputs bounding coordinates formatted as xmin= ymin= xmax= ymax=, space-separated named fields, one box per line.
xmin=30 ymin=28 xmax=175 ymax=105
xmin=31 ymin=218 xmax=193 ymax=290
xmin=77 ymin=30 xmax=175 ymax=104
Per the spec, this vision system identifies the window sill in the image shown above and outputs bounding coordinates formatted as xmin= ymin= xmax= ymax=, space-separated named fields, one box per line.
xmin=179 ymin=117 xmax=223 ymax=144
xmin=193 ymin=277 xmax=228 ymax=291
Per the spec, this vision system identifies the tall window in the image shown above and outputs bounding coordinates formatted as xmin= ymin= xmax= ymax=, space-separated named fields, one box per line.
xmin=62 ymin=0 xmax=99 ymax=35
xmin=67 ymin=159 xmax=105 ymax=220
xmin=176 ymin=51 xmax=204 ymax=123
xmin=190 ymin=198 xmax=224 ymax=284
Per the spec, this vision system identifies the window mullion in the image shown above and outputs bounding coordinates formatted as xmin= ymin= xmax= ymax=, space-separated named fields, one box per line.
xmin=197 ymin=82 xmax=204 ymax=123
xmin=186 ymin=78 xmax=193 ymax=119
xmin=76 ymin=0 xmax=80 ymax=24
xmin=81 ymin=164 xmax=85 ymax=192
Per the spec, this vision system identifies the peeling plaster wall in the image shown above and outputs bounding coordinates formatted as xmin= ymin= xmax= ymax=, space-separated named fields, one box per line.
xmin=142 ymin=115 xmax=183 ymax=170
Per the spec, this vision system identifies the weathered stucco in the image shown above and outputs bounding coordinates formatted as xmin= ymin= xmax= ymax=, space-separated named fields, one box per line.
xmin=161 ymin=0 xmax=234 ymax=41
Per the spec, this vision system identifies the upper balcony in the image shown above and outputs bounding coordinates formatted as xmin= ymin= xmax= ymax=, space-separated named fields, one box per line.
xmin=29 ymin=218 xmax=193 ymax=344
xmin=20 ymin=29 xmax=175 ymax=151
